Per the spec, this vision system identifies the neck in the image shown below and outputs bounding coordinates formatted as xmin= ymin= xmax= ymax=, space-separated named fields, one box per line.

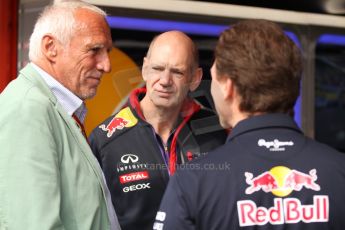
xmin=230 ymin=107 xmax=264 ymax=128
xmin=140 ymin=95 xmax=181 ymax=143
xmin=33 ymin=60 xmax=56 ymax=79
xmin=230 ymin=112 xmax=248 ymax=128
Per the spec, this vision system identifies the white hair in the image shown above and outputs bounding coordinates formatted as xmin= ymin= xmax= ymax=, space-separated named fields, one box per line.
xmin=28 ymin=0 xmax=107 ymax=61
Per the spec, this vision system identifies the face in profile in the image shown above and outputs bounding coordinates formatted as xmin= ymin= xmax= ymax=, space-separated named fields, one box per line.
xmin=142 ymin=33 xmax=200 ymax=110
xmin=210 ymin=61 xmax=230 ymax=129
xmin=57 ymin=9 xmax=113 ymax=100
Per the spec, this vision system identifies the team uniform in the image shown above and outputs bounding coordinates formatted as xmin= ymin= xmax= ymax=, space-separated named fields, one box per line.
xmin=89 ymin=87 xmax=227 ymax=230
xmin=155 ymin=113 xmax=345 ymax=230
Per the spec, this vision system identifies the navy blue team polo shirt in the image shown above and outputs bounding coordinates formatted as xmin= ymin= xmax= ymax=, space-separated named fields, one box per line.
xmin=154 ymin=113 xmax=345 ymax=230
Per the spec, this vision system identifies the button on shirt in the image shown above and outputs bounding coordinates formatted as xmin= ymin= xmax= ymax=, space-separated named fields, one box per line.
xmin=31 ymin=63 xmax=121 ymax=230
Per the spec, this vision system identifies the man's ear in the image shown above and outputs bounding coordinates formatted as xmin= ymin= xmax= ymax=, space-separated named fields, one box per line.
xmin=142 ymin=57 xmax=148 ymax=81
xmin=216 ymin=73 xmax=234 ymax=100
xmin=222 ymin=76 xmax=235 ymax=100
xmin=189 ymin=67 xmax=202 ymax=92
xmin=41 ymin=34 xmax=58 ymax=62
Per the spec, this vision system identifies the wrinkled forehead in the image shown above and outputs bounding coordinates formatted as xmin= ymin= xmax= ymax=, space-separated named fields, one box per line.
xmin=148 ymin=41 xmax=193 ymax=69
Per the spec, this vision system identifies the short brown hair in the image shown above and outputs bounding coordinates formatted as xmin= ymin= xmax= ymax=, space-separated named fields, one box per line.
xmin=215 ymin=19 xmax=302 ymax=114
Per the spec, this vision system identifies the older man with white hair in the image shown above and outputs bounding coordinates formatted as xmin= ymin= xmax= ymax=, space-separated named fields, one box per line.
xmin=0 ymin=1 xmax=121 ymax=229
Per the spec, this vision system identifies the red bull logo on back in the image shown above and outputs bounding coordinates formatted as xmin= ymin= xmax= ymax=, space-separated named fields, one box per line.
xmin=244 ymin=166 xmax=320 ymax=196
xmin=237 ymin=195 xmax=329 ymax=226
xmin=245 ymin=171 xmax=278 ymax=194
xmin=284 ymin=169 xmax=320 ymax=191
xmin=245 ymin=167 xmax=320 ymax=195
xmin=238 ymin=166 xmax=328 ymax=227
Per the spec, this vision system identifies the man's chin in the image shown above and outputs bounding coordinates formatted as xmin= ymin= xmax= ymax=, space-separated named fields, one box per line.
xmin=154 ymin=101 xmax=179 ymax=110
xmin=79 ymin=88 xmax=97 ymax=100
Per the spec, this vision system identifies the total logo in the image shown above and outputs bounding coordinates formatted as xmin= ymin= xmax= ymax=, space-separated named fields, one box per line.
xmin=119 ymin=171 xmax=149 ymax=184
xmin=237 ymin=166 xmax=329 ymax=227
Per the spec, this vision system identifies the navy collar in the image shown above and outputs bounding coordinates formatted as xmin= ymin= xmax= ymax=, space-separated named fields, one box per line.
xmin=226 ymin=113 xmax=302 ymax=142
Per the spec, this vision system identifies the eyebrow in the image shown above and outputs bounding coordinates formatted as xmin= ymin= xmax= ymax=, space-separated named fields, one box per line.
xmin=150 ymin=62 xmax=187 ymax=70
xmin=88 ymin=42 xmax=112 ymax=51
xmin=170 ymin=67 xmax=186 ymax=73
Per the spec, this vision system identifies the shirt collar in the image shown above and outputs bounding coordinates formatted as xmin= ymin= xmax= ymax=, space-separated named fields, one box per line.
xmin=31 ymin=62 xmax=86 ymax=123
xmin=226 ymin=113 xmax=301 ymax=143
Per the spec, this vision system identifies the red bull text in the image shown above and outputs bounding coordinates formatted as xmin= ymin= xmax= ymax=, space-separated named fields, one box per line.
xmin=237 ymin=196 xmax=329 ymax=226
xmin=239 ymin=168 xmax=329 ymax=226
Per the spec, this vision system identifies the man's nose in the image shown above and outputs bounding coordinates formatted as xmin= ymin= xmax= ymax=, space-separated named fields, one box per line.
xmin=159 ymin=70 xmax=172 ymax=85
xmin=97 ymin=51 xmax=111 ymax=73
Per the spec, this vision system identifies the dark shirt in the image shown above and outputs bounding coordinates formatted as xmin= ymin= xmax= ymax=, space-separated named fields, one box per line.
xmin=155 ymin=113 xmax=345 ymax=230
xmin=89 ymin=88 xmax=227 ymax=230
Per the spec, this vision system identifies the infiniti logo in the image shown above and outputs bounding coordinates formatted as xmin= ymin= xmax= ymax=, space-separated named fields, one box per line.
xmin=121 ymin=154 xmax=139 ymax=164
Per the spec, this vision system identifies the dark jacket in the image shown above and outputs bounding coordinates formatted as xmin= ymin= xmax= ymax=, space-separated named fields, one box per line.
xmin=89 ymin=87 xmax=227 ymax=230
xmin=155 ymin=113 xmax=345 ymax=230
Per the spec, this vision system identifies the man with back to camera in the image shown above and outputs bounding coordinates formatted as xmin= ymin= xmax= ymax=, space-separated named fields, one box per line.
xmin=0 ymin=1 xmax=121 ymax=229
xmin=89 ymin=30 xmax=227 ymax=230
xmin=154 ymin=19 xmax=345 ymax=230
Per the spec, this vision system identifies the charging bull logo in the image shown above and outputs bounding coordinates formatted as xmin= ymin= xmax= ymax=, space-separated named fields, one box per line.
xmin=284 ymin=169 xmax=320 ymax=191
xmin=100 ymin=117 xmax=128 ymax=137
xmin=245 ymin=167 xmax=320 ymax=196
xmin=99 ymin=107 xmax=138 ymax=138
xmin=245 ymin=171 xmax=278 ymax=194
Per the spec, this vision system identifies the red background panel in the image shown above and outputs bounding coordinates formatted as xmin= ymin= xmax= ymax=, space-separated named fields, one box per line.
xmin=0 ymin=0 xmax=18 ymax=92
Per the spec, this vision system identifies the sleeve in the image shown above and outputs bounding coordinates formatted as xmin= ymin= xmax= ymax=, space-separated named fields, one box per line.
xmin=153 ymin=173 xmax=195 ymax=230
xmin=0 ymin=99 xmax=66 ymax=230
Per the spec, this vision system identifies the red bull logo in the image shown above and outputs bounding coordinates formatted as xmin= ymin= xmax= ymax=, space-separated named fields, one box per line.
xmin=284 ymin=169 xmax=320 ymax=191
xmin=237 ymin=195 xmax=329 ymax=226
xmin=245 ymin=171 xmax=278 ymax=194
xmin=238 ymin=166 xmax=329 ymax=227
xmin=245 ymin=167 xmax=320 ymax=196
xmin=99 ymin=117 xmax=128 ymax=137
xmin=99 ymin=107 xmax=138 ymax=138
